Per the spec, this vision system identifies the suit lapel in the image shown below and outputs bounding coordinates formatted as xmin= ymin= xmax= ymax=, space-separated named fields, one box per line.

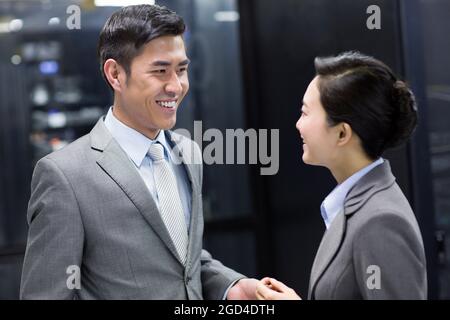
xmin=344 ymin=161 xmax=395 ymax=215
xmin=308 ymin=209 xmax=346 ymax=299
xmin=183 ymin=159 xmax=200 ymax=269
xmin=91 ymin=119 xmax=182 ymax=265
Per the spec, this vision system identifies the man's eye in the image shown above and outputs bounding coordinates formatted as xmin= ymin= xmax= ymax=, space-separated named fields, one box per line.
xmin=178 ymin=67 xmax=187 ymax=73
xmin=152 ymin=69 xmax=166 ymax=74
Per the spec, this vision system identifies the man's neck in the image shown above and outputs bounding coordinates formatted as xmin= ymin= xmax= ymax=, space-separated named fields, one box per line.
xmin=112 ymin=104 xmax=160 ymax=140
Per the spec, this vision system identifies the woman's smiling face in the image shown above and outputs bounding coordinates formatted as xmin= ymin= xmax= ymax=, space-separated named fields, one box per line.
xmin=296 ymin=76 xmax=340 ymax=167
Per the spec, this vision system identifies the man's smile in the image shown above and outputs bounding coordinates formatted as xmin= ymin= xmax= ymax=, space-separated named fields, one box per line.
xmin=156 ymin=99 xmax=178 ymax=109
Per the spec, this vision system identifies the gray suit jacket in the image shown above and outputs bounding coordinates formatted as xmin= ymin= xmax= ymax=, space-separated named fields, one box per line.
xmin=308 ymin=161 xmax=427 ymax=300
xmin=20 ymin=118 xmax=245 ymax=299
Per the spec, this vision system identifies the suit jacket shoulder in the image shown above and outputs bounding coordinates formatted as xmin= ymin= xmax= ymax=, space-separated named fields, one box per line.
xmin=309 ymin=161 xmax=427 ymax=300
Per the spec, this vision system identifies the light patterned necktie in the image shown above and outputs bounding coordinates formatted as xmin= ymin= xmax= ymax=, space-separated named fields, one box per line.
xmin=148 ymin=142 xmax=188 ymax=265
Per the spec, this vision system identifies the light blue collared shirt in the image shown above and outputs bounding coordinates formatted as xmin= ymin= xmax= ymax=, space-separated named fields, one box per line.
xmin=103 ymin=107 xmax=192 ymax=230
xmin=320 ymin=158 xmax=384 ymax=229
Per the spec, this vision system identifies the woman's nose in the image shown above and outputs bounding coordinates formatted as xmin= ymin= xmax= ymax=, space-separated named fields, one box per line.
xmin=296 ymin=118 xmax=302 ymax=132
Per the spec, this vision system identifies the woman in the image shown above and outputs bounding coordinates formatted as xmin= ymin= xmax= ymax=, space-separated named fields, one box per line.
xmin=256 ymin=51 xmax=427 ymax=300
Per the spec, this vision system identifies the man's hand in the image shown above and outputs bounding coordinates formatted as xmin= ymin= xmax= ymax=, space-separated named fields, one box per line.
xmin=256 ymin=277 xmax=302 ymax=300
xmin=227 ymin=278 xmax=259 ymax=300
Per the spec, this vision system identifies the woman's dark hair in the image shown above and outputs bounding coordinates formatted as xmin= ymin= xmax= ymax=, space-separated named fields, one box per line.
xmin=314 ymin=51 xmax=418 ymax=159
xmin=97 ymin=4 xmax=185 ymax=90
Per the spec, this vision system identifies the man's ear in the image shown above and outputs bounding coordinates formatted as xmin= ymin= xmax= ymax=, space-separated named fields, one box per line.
xmin=337 ymin=122 xmax=353 ymax=146
xmin=103 ymin=59 xmax=124 ymax=92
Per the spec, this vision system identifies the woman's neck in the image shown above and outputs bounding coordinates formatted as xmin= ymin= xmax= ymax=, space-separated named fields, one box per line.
xmin=329 ymin=153 xmax=375 ymax=184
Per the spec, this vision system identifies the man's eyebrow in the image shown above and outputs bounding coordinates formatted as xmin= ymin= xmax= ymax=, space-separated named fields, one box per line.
xmin=150 ymin=59 xmax=190 ymax=67
xmin=179 ymin=59 xmax=190 ymax=66
xmin=151 ymin=61 xmax=171 ymax=67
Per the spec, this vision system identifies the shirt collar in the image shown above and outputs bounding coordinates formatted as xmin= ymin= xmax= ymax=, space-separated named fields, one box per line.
xmin=321 ymin=157 xmax=384 ymax=228
xmin=103 ymin=107 xmax=171 ymax=167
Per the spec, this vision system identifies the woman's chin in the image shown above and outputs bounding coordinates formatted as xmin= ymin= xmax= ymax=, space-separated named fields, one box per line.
xmin=302 ymin=153 xmax=317 ymax=166
xmin=302 ymin=153 xmax=310 ymax=164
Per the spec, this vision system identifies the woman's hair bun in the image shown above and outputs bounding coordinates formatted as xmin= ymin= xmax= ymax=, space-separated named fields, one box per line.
xmin=385 ymin=80 xmax=418 ymax=148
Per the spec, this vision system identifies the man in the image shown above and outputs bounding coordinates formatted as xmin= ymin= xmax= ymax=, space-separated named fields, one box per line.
xmin=20 ymin=4 xmax=257 ymax=299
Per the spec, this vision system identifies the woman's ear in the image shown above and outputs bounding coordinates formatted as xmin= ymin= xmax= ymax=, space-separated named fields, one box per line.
xmin=104 ymin=59 xmax=123 ymax=92
xmin=337 ymin=123 xmax=353 ymax=146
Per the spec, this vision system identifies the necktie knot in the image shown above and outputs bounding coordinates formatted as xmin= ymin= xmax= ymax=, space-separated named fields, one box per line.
xmin=148 ymin=143 xmax=165 ymax=162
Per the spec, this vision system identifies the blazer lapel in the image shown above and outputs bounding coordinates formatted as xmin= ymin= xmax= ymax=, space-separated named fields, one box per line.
xmin=90 ymin=118 xmax=182 ymax=265
xmin=344 ymin=161 xmax=395 ymax=215
xmin=308 ymin=209 xmax=347 ymax=299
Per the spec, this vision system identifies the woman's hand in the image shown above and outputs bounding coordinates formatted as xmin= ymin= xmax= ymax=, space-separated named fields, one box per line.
xmin=227 ymin=278 xmax=259 ymax=300
xmin=255 ymin=277 xmax=302 ymax=300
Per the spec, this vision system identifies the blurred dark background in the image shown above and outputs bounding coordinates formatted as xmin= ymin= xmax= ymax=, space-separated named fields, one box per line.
xmin=0 ymin=0 xmax=449 ymax=299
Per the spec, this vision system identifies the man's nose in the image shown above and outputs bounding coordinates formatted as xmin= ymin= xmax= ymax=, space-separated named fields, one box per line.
xmin=165 ymin=71 xmax=183 ymax=96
